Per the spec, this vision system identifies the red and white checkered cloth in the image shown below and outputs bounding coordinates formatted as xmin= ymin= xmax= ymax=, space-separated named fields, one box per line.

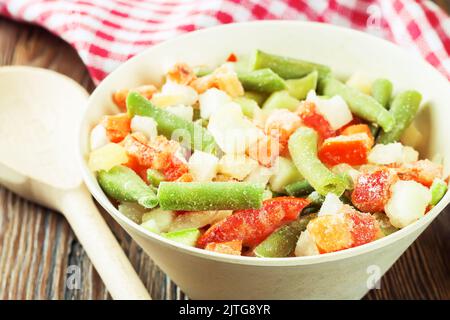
xmin=1 ymin=0 xmax=449 ymax=83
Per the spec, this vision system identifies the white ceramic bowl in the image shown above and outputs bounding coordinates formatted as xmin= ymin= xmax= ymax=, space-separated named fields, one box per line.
xmin=79 ymin=21 xmax=450 ymax=299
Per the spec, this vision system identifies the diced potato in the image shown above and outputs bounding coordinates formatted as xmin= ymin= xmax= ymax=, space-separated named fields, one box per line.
xmin=88 ymin=143 xmax=128 ymax=172
xmin=245 ymin=165 xmax=274 ymax=185
xmin=141 ymin=219 xmax=160 ymax=234
xmin=208 ymin=104 xmax=259 ymax=154
xmin=163 ymin=228 xmax=201 ymax=247
xmin=345 ymin=71 xmax=373 ymax=94
xmin=169 ymin=210 xmax=232 ymax=232
xmin=401 ymin=146 xmax=419 ymax=163
xmin=400 ymin=123 xmax=423 ymax=149
xmin=384 ymin=180 xmax=431 ymax=228
xmin=90 ymin=124 xmax=109 ymax=151
xmin=165 ymin=104 xmax=194 ymax=122
xmin=188 ymin=151 xmax=219 ymax=182
xmin=307 ymin=91 xmax=353 ymax=130
xmin=368 ymin=143 xmax=403 ymax=165
xmin=199 ymin=88 xmax=231 ymax=119
xmin=118 ymin=202 xmax=147 ymax=224
xmin=141 ymin=208 xmax=176 ymax=233
xmin=151 ymin=81 xmax=198 ymax=107
xmin=130 ymin=115 xmax=158 ymax=141
xmin=218 ymin=154 xmax=259 ymax=180
xmin=295 ymin=230 xmax=320 ymax=257
xmin=269 ymin=157 xmax=303 ymax=193
xmin=318 ymin=193 xmax=344 ymax=217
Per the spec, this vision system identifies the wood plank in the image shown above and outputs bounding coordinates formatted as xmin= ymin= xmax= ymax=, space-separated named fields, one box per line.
xmin=0 ymin=16 xmax=448 ymax=300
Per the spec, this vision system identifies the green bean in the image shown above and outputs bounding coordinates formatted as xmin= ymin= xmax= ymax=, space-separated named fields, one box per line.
xmin=254 ymin=213 xmax=317 ymax=257
xmin=376 ymin=90 xmax=422 ymax=144
xmin=430 ymin=178 xmax=448 ymax=206
xmin=127 ymin=92 xmax=218 ymax=153
xmin=288 ymin=127 xmax=346 ymax=196
xmin=163 ymin=228 xmax=201 ymax=247
xmin=320 ymin=77 xmax=395 ymax=132
xmin=262 ymin=90 xmax=300 ymax=113
xmin=146 ymin=168 xmax=165 ymax=187
xmin=306 ymin=191 xmax=325 ymax=207
xmin=250 ymin=49 xmax=331 ymax=79
xmin=286 ymin=71 xmax=318 ymax=100
xmin=371 ymin=78 xmax=393 ymax=108
xmin=157 ymin=182 xmax=265 ymax=211
xmin=237 ymin=69 xmax=286 ymax=93
xmin=234 ymin=96 xmax=261 ymax=118
xmin=285 ymin=180 xmax=314 ymax=197
xmin=98 ymin=165 xmax=158 ymax=209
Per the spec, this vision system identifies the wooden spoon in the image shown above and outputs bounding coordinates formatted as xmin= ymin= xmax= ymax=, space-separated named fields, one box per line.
xmin=0 ymin=66 xmax=151 ymax=300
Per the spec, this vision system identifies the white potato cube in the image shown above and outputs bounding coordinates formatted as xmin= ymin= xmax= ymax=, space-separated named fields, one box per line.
xmin=169 ymin=210 xmax=232 ymax=232
xmin=130 ymin=115 xmax=158 ymax=140
xmin=269 ymin=157 xmax=303 ymax=193
xmin=295 ymin=230 xmax=320 ymax=257
xmin=165 ymin=104 xmax=194 ymax=122
xmin=142 ymin=208 xmax=176 ymax=233
xmin=318 ymin=193 xmax=344 ymax=217
xmin=245 ymin=165 xmax=274 ymax=185
xmin=208 ymin=104 xmax=259 ymax=154
xmin=401 ymin=146 xmax=419 ymax=163
xmin=307 ymin=91 xmax=352 ymax=130
xmin=218 ymin=154 xmax=259 ymax=180
xmin=368 ymin=143 xmax=403 ymax=165
xmin=199 ymin=88 xmax=232 ymax=119
xmin=188 ymin=151 xmax=219 ymax=182
xmin=384 ymin=180 xmax=431 ymax=228
xmin=90 ymin=124 xmax=109 ymax=150
xmin=345 ymin=71 xmax=373 ymax=94
xmin=152 ymin=81 xmax=198 ymax=107
xmin=88 ymin=143 xmax=128 ymax=172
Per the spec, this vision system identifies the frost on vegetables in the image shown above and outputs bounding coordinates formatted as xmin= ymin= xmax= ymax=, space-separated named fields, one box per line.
xmin=88 ymin=49 xmax=448 ymax=257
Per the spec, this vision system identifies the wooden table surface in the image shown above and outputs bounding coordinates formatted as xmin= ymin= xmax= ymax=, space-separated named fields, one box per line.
xmin=1 ymin=9 xmax=449 ymax=300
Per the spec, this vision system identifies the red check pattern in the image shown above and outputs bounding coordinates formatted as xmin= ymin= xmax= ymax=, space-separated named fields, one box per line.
xmin=1 ymin=0 xmax=449 ymax=83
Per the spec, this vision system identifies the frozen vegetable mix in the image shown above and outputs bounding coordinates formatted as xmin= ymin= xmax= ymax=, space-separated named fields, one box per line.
xmin=88 ymin=51 xmax=448 ymax=257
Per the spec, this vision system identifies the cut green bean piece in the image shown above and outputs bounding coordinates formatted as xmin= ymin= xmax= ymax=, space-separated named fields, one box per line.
xmin=238 ymin=69 xmax=286 ymax=93
xmin=254 ymin=213 xmax=317 ymax=257
xmin=243 ymin=91 xmax=269 ymax=106
xmin=98 ymin=165 xmax=158 ymax=209
xmin=262 ymin=90 xmax=300 ymax=113
xmin=288 ymin=127 xmax=346 ymax=196
xmin=430 ymin=178 xmax=448 ymax=206
xmin=163 ymin=228 xmax=200 ymax=246
xmin=234 ymin=96 xmax=261 ymax=118
xmin=146 ymin=168 xmax=165 ymax=187
xmin=285 ymin=180 xmax=314 ymax=197
xmin=321 ymin=77 xmax=395 ymax=132
xmin=307 ymin=191 xmax=325 ymax=207
xmin=127 ymin=92 xmax=218 ymax=153
xmin=286 ymin=71 xmax=318 ymax=100
xmin=371 ymin=78 xmax=393 ymax=108
xmin=376 ymin=90 xmax=422 ymax=144
xmin=250 ymin=49 xmax=331 ymax=80
xmin=157 ymin=182 xmax=265 ymax=211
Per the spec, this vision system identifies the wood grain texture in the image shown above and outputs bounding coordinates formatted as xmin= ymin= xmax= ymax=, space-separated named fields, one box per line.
xmin=0 ymin=16 xmax=448 ymax=300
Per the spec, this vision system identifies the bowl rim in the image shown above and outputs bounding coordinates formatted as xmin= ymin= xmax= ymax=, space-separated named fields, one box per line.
xmin=79 ymin=20 xmax=450 ymax=267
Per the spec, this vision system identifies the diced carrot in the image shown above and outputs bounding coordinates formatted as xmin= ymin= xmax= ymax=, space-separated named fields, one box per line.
xmin=351 ymin=168 xmax=398 ymax=212
xmin=197 ymin=197 xmax=310 ymax=248
xmin=394 ymin=159 xmax=443 ymax=187
xmin=340 ymin=124 xmax=374 ymax=148
xmin=297 ymin=101 xmax=335 ymax=141
xmin=247 ymin=133 xmax=280 ymax=167
xmin=101 ymin=113 xmax=131 ymax=143
xmin=167 ymin=62 xmax=196 ymax=85
xmin=205 ymin=240 xmax=242 ymax=255
xmin=318 ymin=134 xmax=369 ymax=166
xmin=336 ymin=116 xmax=364 ymax=134
xmin=346 ymin=209 xmax=380 ymax=247
xmin=112 ymin=85 xmax=157 ymax=111
xmin=226 ymin=53 xmax=238 ymax=62
xmin=123 ymin=133 xmax=156 ymax=167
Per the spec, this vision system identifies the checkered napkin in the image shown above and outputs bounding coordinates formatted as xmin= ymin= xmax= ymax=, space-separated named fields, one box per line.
xmin=1 ymin=0 xmax=449 ymax=83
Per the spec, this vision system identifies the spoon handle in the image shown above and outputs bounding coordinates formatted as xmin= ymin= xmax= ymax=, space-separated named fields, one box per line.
xmin=59 ymin=185 xmax=151 ymax=300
